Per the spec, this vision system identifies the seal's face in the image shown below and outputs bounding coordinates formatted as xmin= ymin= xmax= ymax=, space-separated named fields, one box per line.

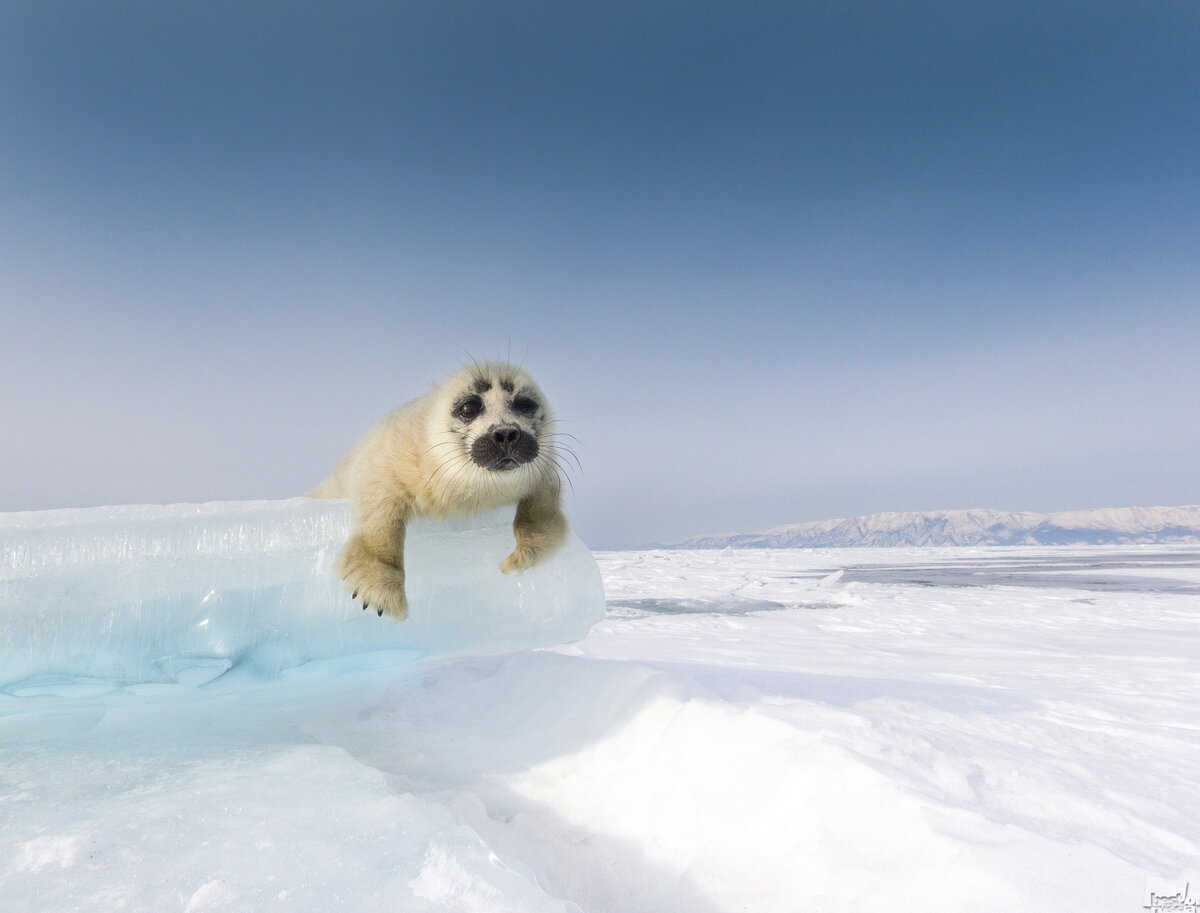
xmin=448 ymin=369 xmax=547 ymax=472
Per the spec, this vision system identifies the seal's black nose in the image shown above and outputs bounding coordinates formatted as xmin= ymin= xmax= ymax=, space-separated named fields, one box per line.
xmin=471 ymin=423 xmax=538 ymax=469
xmin=492 ymin=425 xmax=521 ymax=446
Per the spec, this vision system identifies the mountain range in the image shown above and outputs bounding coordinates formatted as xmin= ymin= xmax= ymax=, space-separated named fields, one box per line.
xmin=670 ymin=505 xmax=1200 ymax=549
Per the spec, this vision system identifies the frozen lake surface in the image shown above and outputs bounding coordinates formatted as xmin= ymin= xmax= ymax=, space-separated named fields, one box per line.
xmin=3 ymin=542 xmax=1198 ymax=912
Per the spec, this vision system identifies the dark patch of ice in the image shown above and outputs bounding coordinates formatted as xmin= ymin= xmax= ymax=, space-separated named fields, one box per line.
xmin=840 ymin=554 xmax=1200 ymax=594
xmin=607 ymin=597 xmax=788 ymax=616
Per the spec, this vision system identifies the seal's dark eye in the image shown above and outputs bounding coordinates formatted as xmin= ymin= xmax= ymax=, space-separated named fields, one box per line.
xmin=454 ymin=396 xmax=484 ymax=421
xmin=511 ymin=396 xmax=538 ymax=415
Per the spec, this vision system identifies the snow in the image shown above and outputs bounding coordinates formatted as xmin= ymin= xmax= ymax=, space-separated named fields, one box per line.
xmin=2 ymin=504 xmax=1198 ymax=912
xmin=0 ymin=499 xmax=604 ymax=691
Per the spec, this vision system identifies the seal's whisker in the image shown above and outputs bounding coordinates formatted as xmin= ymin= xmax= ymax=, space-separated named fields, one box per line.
xmin=417 ymin=439 xmax=463 ymax=460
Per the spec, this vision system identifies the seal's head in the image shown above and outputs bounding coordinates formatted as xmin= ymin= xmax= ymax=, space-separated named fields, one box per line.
xmin=432 ymin=362 xmax=554 ymax=479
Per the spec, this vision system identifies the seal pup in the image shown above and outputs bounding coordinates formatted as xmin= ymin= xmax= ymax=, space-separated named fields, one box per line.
xmin=307 ymin=362 xmax=568 ymax=620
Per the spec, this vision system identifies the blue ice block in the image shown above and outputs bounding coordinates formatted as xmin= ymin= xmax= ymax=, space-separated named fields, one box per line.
xmin=0 ymin=499 xmax=605 ymax=692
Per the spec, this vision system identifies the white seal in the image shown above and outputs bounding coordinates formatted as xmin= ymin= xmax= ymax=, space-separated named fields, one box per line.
xmin=308 ymin=362 xmax=568 ymax=619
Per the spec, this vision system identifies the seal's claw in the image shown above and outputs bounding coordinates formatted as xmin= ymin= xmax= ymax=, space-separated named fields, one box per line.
xmin=338 ymin=535 xmax=409 ymax=621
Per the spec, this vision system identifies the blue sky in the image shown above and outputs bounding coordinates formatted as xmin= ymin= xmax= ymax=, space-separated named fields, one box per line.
xmin=2 ymin=1 xmax=1197 ymax=546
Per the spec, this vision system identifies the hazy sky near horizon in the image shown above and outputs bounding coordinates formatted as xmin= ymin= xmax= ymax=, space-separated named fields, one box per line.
xmin=2 ymin=1 xmax=1198 ymax=546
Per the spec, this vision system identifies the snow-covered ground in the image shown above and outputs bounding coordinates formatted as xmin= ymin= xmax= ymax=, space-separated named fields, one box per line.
xmin=3 ymin=543 xmax=1199 ymax=912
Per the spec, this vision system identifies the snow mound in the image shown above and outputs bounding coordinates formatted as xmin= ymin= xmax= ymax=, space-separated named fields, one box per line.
xmin=0 ymin=499 xmax=604 ymax=692
xmin=2 ymin=735 xmax=578 ymax=913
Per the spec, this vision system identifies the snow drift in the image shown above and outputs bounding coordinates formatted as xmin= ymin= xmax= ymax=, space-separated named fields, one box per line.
xmin=0 ymin=499 xmax=604 ymax=692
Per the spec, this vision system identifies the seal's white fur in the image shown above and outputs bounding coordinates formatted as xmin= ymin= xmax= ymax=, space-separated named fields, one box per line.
xmin=308 ymin=362 xmax=567 ymax=620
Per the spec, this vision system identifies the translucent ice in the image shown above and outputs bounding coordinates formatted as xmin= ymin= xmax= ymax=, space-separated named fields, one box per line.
xmin=0 ymin=498 xmax=605 ymax=692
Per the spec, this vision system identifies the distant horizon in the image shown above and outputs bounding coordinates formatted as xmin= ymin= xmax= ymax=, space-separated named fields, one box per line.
xmin=662 ymin=499 xmax=1195 ymax=549
xmin=683 ymin=500 xmax=1200 ymax=535
xmin=11 ymin=496 xmax=1198 ymax=553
